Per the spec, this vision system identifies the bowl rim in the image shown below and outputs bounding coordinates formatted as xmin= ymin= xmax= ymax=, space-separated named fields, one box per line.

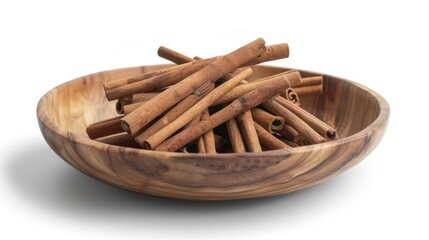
xmin=37 ymin=64 xmax=390 ymax=159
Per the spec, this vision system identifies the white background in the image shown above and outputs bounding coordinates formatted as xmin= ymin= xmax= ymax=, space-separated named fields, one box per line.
xmin=1 ymin=0 xmax=427 ymax=239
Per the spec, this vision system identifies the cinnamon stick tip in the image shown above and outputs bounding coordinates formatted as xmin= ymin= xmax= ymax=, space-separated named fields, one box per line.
xmin=120 ymin=120 xmax=131 ymax=135
xmin=143 ymin=141 xmax=153 ymax=150
xmin=271 ymin=117 xmax=285 ymax=130
xmin=327 ymin=130 xmax=338 ymax=140
xmin=157 ymin=46 xmax=167 ymax=56
xmin=116 ymin=101 xmax=124 ymax=114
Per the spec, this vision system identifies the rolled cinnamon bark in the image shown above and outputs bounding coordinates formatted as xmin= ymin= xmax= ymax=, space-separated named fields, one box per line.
xmin=243 ymin=43 xmax=289 ymax=66
xmin=225 ymin=117 xmax=246 ymax=153
xmin=116 ymin=92 xmax=159 ymax=114
xmin=143 ymin=68 xmax=252 ymax=149
xmin=185 ymin=113 xmax=206 ymax=153
xmin=280 ymin=88 xmax=300 ymax=106
xmin=155 ymin=72 xmax=293 ymax=152
xmin=103 ymin=63 xmax=189 ymax=91
xmin=293 ymin=76 xmax=323 ymax=96
xmin=278 ymin=137 xmax=299 ymax=148
xmin=158 ymin=46 xmax=195 ymax=64
xmin=293 ymin=85 xmax=323 ymax=96
xmin=105 ymin=58 xmax=215 ymax=101
xmin=201 ymin=109 xmax=217 ymax=154
xmin=254 ymin=70 xmax=302 ymax=87
xmin=251 ymin=108 xmax=284 ymax=133
xmin=237 ymin=110 xmax=262 ymax=152
xmin=134 ymin=83 xmax=215 ymax=145
xmin=95 ymin=133 xmax=138 ymax=147
xmin=277 ymin=125 xmax=308 ymax=146
xmin=159 ymin=43 xmax=289 ymax=68
xmin=122 ymin=101 xmax=147 ymax=115
xmin=253 ymin=122 xmax=290 ymax=149
xmin=262 ymin=100 xmax=326 ymax=144
xmin=86 ymin=115 xmax=124 ymax=139
xmin=124 ymin=92 xmax=160 ymax=103
xmin=212 ymin=70 xmax=300 ymax=106
xmin=296 ymin=76 xmax=323 ymax=87
xmin=122 ymin=38 xmax=267 ymax=135
xmin=275 ymin=97 xmax=337 ymax=140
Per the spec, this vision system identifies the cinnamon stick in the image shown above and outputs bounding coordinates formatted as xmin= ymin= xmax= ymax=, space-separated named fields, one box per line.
xmin=155 ymin=72 xmax=293 ymax=152
xmin=122 ymin=101 xmax=147 ymax=115
xmin=86 ymin=115 xmax=124 ymax=139
xmin=201 ymin=109 xmax=217 ymax=154
xmin=237 ymin=110 xmax=262 ymax=152
xmin=96 ymin=133 xmax=139 ymax=147
xmin=297 ymin=76 xmax=323 ymax=87
xmin=158 ymin=46 xmax=195 ymax=64
xmin=277 ymin=125 xmax=308 ymax=146
xmin=225 ymin=117 xmax=246 ymax=153
xmin=251 ymin=108 xmax=284 ymax=133
xmin=159 ymin=43 xmax=289 ymax=68
xmin=185 ymin=113 xmax=206 ymax=153
xmin=134 ymin=82 xmax=214 ymax=146
xmin=116 ymin=92 xmax=159 ymax=114
xmin=253 ymin=122 xmax=290 ymax=149
xmin=292 ymin=76 xmax=323 ymax=96
xmin=143 ymin=68 xmax=252 ymax=149
xmin=105 ymin=58 xmax=215 ymax=101
xmin=122 ymin=38 xmax=267 ymax=135
xmin=280 ymin=88 xmax=300 ymax=106
xmin=262 ymin=100 xmax=326 ymax=144
xmin=123 ymin=92 xmax=160 ymax=103
xmin=212 ymin=70 xmax=300 ymax=106
xmin=103 ymin=63 xmax=189 ymax=91
xmin=243 ymin=43 xmax=289 ymax=66
xmin=278 ymin=137 xmax=300 ymax=148
xmin=254 ymin=70 xmax=302 ymax=87
xmin=275 ymin=96 xmax=337 ymax=140
xmin=294 ymin=85 xmax=323 ymax=96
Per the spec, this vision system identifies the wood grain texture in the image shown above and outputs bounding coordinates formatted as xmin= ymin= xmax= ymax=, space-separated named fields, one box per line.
xmin=37 ymin=64 xmax=389 ymax=200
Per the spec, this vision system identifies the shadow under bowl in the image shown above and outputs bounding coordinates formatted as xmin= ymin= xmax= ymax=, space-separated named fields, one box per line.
xmin=37 ymin=65 xmax=389 ymax=200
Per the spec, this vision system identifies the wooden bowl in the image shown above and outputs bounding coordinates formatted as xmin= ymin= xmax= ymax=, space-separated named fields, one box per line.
xmin=37 ymin=65 xmax=389 ymax=200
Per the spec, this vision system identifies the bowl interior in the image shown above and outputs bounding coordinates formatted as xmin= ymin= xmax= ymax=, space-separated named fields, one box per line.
xmin=43 ymin=65 xmax=381 ymax=142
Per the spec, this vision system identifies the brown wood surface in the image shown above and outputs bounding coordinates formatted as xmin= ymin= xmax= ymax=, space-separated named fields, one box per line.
xmin=37 ymin=64 xmax=389 ymax=200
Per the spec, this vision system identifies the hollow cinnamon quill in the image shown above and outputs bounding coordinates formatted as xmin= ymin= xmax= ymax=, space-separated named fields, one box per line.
xmin=143 ymin=68 xmax=252 ymax=149
xmin=122 ymin=38 xmax=267 ymax=135
xmin=275 ymin=96 xmax=337 ymax=140
xmin=155 ymin=73 xmax=294 ymax=152
xmin=262 ymin=100 xmax=326 ymax=144
xmin=237 ymin=110 xmax=262 ymax=152
xmin=86 ymin=115 xmax=124 ymax=139
xmin=253 ymin=122 xmax=290 ymax=149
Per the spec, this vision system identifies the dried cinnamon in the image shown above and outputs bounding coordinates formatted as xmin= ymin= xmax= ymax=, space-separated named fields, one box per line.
xmin=251 ymin=108 xmax=285 ymax=133
xmin=122 ymin=38 xmax=267 ymax=135
xmin=212 ymin=70 xmax=300 ymax=106
xmin=105 ymin=58 xmax=215 ymax=101
xmin=277 ymin=125 xmax=308 ymax=146
xmin=262 ymin=100 xmax=326 ymax=144
xmin=103 ymin=63 xmax=189 ymax=91
xmin=86 ymin=115 xmax=124 ymax=139
xmin=293 ymin=76 xmax=323 ymax=96
xmin=275 ymin=97 xmax=337 ymax=140
xmin=253 ymin=122 xmax=290 ymax=149
xmin=237 ymin=110 xmax=262 ymax=152
xmin=158 ymin=46 xmax=195 ymax=64
xmin=201 ymin=109 xmax=217 ymax=154
xmin=225 ymin=117 xmax=246 ymax=153
xmin=155 ymin=72 xmax=293 ymax=152
xmin=143 ymin=68 xmax=252 ymax=149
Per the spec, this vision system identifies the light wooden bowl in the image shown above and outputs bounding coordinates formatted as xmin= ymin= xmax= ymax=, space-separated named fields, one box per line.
xmin=37 ymin=65 xmax=389 ymax=200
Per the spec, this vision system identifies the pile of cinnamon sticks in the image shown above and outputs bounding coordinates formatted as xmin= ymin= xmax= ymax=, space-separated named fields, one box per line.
xmin=86 ymin=38 xmax=337 ymax=153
